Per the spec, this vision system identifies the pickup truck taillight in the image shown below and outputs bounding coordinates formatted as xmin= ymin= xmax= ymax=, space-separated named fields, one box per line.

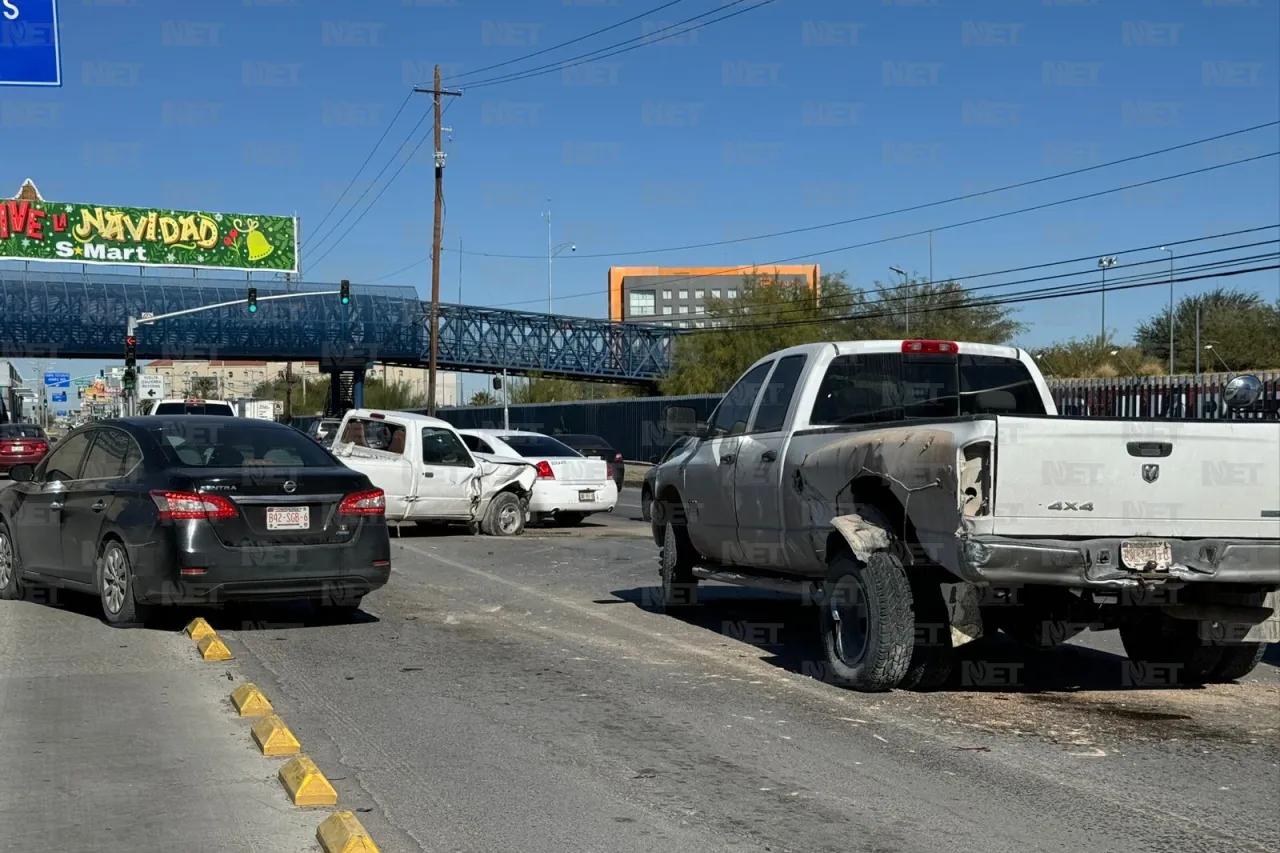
xmin=339 ymin=489 xmax=386 ymax=515
xmin=606 ymin=463 xmax=614 ymax=479
xmin=960 ymin=442 xmax=992 ymax=517
xmin=151 ymin=490 xmax=238 ymax=520
xmin=614 ymin=452 xmax=623 ymax=462
xmin=535 ymin=461 xmax=555 ymax=479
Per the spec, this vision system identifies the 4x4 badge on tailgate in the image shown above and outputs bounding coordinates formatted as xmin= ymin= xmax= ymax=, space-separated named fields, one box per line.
xmin=1142 ymin=464 xmax=1160 ymax=483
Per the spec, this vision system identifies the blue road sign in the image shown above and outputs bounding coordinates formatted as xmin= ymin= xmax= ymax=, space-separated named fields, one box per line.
xmin=51 ymin=391 xmax=66 ymax=402
xmin=43 ymin=372 xmax=70 ymax=387
xmin=1 ymin=0 xmax=62 ymax=87
xmin=55 ymin=409 xmax=67 ymax=417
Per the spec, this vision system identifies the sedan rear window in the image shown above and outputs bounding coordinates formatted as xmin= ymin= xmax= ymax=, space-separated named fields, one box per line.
xmin=0 ymin=424 xmax=46 ymax=439
xmin=498 ymin=434 xmax=582 ymax=458
xmin=148 ymin=421 xmax=336 ymax=468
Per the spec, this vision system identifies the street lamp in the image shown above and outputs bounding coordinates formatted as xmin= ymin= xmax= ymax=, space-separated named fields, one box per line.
xmin=543 ymin=203 xmax=576 ymax=316
xmin=1108 ymin=348 xmax=1138 ymax=377
xmin=1097 ymin=256 xmax=1118 ymax=341
xmin=1160 ymin=246 xmax=1174 ymax=375
xmin=889 ymin=265 xmax=909 ymax=335
xmin=1203 ymin=344 xmax=1232 ymax=374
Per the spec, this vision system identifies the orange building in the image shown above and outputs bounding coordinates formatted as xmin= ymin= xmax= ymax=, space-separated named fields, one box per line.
xmin=608 ymin=265 xmax=820 ymax=326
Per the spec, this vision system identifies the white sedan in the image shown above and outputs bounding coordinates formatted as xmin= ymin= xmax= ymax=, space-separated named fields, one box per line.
xmin=457 ymin=429 xmax=618 ymax=525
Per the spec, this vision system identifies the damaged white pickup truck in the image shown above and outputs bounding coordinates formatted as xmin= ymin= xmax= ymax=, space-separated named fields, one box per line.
xmin=330 ymin=409 xmax=537 ymax=536
xmin=651 ymin=339 xmax=1280 ymax=692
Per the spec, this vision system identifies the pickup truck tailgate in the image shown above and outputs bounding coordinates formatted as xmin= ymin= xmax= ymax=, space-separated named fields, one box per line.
xmin=992 ymin=416 xmax=1280 ymax=537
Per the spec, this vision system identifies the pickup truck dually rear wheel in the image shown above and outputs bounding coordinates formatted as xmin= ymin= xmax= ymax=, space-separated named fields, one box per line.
xmin=659 ymin=519 xmax=698 ymax=610
xmin=1119 ymin=612 xmax=1224 ymax=685
xmin=818 ymin=551 xmax=914 ymax=692
xmin=1207 ymin=643 xmax=1266 ymax=682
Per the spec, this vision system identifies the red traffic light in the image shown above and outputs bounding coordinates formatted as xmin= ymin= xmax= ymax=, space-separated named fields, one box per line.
xmin=126 ymin=336 xmax=137 ymax=347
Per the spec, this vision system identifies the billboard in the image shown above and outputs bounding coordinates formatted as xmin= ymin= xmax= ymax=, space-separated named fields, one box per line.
xmin=1 ymin=184 xmax=298 ymax=273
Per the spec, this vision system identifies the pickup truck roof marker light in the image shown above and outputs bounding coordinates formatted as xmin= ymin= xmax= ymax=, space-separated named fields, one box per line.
xmin=534 ymin=461 xmax=555 ymax=480
xmin=368 ymin=413 xmax=385 ymax=420
xmin=902 ymin=340 xmax=959 ymax=354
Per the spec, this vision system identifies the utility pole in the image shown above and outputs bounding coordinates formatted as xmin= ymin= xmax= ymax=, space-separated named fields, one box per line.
xmin=283 ymin=271 xmax=295 ymax=421
xmin=1160 ymin=246 xmax=1174 ymax=376
xmin=414 ymin=67 xmax=462 ymax=418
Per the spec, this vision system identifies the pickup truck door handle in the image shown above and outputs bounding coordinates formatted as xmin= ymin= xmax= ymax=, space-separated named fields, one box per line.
xmin=423 ymin=471 xmax=434 ymax=478
xmin=719 ymin=453 xmax=736 ymax=465
xmin=91 ymin=501 xmax=107 ymax=512
xmin=761 ymin=449 xmax=778 ymax=463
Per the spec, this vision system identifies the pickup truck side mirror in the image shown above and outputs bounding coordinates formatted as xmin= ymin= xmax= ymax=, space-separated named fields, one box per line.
xmin=665 ymin=404 xmax=696 ymax=435
xmin=1223 ymin=374 xmax=1263 ymax=409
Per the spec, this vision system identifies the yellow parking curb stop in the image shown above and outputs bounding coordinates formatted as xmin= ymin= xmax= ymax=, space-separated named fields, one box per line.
xmin=317 ymin=811 xmax=381 ymax=853
xmin=196 ymin=633 xmax=233 ymax=661
xmin=230 ymin=683 xmax=273 ymax=717
xmin=279 ymin=756 xmax=338 ymax=806
xmin=184 ymin=617 xmax=215 ymax=641
xmin=251 ymin=714 xmax=301 ymax=756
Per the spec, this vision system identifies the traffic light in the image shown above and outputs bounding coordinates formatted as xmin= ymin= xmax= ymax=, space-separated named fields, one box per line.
xmin=247 ymin=286 xmax=258 ymax=313
xmin=122 ymin=367 xmax=136 ymax=391
xmin=340 ymin=279 xmax=350 ymax=305
xmin=125 ymin=335 xmax=137 ymax=369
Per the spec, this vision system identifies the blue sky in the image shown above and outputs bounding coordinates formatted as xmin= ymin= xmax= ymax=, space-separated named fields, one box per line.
xmin=2 ymin=0 xmax=1278 ymax=407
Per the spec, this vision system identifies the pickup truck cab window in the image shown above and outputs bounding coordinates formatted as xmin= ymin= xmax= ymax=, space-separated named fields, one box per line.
xmin=708 ymin=361 xmax=773 ymax=437
xmin=422 ymin=427 xmax=473 ymax=467
xmin=341 ymin=418 xmax=407 ymax=454
xmin=750 ymin=354 xmax=808 ymax=433
xmin=811 ymin=352 xmax=1046 ymax=425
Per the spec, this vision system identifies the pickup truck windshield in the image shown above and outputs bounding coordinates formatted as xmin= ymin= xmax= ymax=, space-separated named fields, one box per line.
xmin=810 ymin=353 xmax=1046 ymax=425
xmin=153 ymin=402 xmax=236 ymax=416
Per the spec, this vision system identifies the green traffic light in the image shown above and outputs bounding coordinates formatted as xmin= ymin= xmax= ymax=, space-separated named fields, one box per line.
xmin=341 ymin=296 xmax=350 ymax=305
xmin=249 ymin=304 xmax=257 ymax=312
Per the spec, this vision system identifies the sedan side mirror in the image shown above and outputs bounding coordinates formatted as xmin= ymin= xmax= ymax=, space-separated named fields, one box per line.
xmin=1223 ymin=374 xmax=1264 ymax=409
xmin=6 ymin=463 xmax=35 ymax=483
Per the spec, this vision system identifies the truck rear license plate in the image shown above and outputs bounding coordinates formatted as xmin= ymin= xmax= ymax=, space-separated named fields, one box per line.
xmin=578 ymin=490 xmax=596 ymax=502
xmin=267 ymin=507 xmax=310 ymax=531
xmin=1120 ymin=539 xmax=1172 ymax=571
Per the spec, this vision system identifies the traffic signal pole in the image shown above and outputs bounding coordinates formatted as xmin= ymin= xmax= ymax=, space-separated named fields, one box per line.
xmin=123 ymin=289 xmax=342 ymax=415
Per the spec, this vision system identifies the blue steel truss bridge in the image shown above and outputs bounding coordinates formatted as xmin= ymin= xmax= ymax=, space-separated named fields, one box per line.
xmin=0 ymin=270 xmax=677 ymax=386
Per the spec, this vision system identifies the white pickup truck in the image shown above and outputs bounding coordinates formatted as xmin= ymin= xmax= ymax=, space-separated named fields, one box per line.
xmin=652 ymin=339 xmax=1280 ymax=692
xmin=329 ymin=409 xmax=537 ymax=535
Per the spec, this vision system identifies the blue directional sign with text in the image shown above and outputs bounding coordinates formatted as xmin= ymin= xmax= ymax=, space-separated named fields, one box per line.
xmin=43 ymin=372 xmax=69 ymax=387
xmin=51 ymin=391 xmax=66 ymax=402
xmin=1 ymin=0 xmax=62 ymax=87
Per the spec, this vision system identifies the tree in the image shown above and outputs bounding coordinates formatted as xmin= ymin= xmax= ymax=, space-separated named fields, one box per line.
xmin=467 ymin=390 xmax=499 ymax=407
xmin=1028 ymin=335 xmax=1163 ymax=379
xmin=660 ymin=271 xmax=1025 ymax=395
xmin=251 ymin=375 xmax=426 ymax=413
xmin=190 ymin=376 xmax=219 ymax=398
xmin=1134 ymin=288 xmax=1280 ymax=374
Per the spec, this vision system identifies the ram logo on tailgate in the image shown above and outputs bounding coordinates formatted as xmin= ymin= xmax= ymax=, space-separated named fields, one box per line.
xmin=1142 ymin=464 xmax=1160 ymax=483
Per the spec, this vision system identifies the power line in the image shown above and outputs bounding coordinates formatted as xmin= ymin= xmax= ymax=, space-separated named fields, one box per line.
xmin=441 ymin=120 xmax=1280 ymax=260
xmin=305 ymin=105 xmax=434 ymax=264
xmin=706 ymin=253 xmax=1274 ymax=338
xmin=456 ymin=0 xmax=777 ymax=91
xmin=302 ymin=91 xmax=416 ymax=252
xmin=307 ymin=102 xmax=455 ymax=273
xmin=484 ymin=151 xmax=1279 ymax=308
xmin=707 ymin=235 xmax=1279 ymax=331
xmin=441 ymin=0 xmax=693 ymax=84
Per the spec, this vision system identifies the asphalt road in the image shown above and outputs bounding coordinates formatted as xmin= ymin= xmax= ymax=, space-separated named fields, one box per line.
xmin=3 ymin=497 xmax=1278 ymax=853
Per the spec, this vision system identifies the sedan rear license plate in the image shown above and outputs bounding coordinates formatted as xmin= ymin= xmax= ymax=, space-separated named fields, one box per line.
xmin=267 ymin=507 xmax=310 ymax=531
xmin=1120 ymin=539 xmax=1172 ymax=571
xmin=578 ymin=490 xmax=596 ymax=502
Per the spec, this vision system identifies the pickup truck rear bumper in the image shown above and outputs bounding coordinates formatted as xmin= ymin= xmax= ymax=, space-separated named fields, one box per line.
xmin=960 ymin=535 xmax=1280 ymax=590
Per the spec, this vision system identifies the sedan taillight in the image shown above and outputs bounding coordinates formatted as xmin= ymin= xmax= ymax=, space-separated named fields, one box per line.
xmin=339 ymin=488 xmax=385 ymax=515
xmin=151 ymin=490 xmax=238 ymax=520
xmin=534 ymin=461 xmax=555 ymax=479
xmin=614 ymin=452 xmax=623 ymax=462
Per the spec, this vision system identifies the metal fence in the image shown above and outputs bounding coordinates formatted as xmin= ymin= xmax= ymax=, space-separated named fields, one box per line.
xmin=432 ymin=373 xmax=1280 ymax=464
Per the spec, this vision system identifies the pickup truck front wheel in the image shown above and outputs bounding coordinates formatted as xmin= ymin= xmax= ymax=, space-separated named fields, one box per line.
xmin=659 ymin=520 xmax=698 ymax=610
xmin=818 ymin=551 xmax=914 ymax=692
xmin=481 ymin=492 xmax=526 ymax=537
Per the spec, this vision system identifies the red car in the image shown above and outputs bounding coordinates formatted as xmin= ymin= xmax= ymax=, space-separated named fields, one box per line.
xmin=0 ymin=425 xmax=52 ymax=477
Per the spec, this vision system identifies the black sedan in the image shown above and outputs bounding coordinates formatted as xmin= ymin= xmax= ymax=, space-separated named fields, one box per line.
xmin=553 ymin=434 xmax=625 ymax=491
xmin=0 ymin=416 xmax=391 ymax=627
